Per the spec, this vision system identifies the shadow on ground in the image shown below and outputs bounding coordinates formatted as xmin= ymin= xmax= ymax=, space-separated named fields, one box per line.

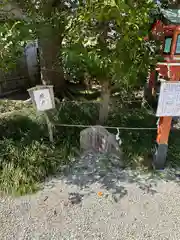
xmin=56 ymin=102 xmax=180 ymax=202
xmin=18 ymin=102 xmax=180 ymax=198
xmin=60 ymin=150 xmax=180 ymax=203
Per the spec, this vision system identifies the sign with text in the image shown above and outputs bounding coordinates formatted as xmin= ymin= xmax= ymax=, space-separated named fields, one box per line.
xmin=156 ymin=82 xmax=180 ymax=117
xmin=28 ymin=85 xmax=55 ymax=112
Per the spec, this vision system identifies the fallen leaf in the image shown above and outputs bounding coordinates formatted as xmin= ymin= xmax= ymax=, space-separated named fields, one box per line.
xmin=98 ymin=192 xmax=103 ymax=197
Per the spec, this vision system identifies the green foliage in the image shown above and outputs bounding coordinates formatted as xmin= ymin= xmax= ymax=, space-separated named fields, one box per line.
xmin=0 ymin=102 xmax=75 ymax=195
xmin=0 ymin=22 xmax=23 ymax=70
xmin=0 ymin=0 xmax=74 ymax=71
xmin=0 ymin=137 xmax=73 ymax=195
xmin=0 ymin=0 xmax=158 ymax=89
xmin=64 ymin=0 xmax=158 ymax=87
xmin=62 ymin=43 xmax=88 ymax=82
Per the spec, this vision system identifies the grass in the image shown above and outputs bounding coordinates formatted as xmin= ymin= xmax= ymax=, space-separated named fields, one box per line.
xmin=0 ymin=138 xmax=73 ymax=195
xmin=107 ymin=101 xmax=157 ymax=168
xmin=0 ymin=101 xmax=76 ymax=195
xmin=48 ymin=99 xmax=157 ymax=169
xmin=0 ymin=99 xmax=30 ymax=113
xmin=0 ymin=98 xmax=179 ymax=195
xmin=168 ymin=131 xmax=180 ymax=168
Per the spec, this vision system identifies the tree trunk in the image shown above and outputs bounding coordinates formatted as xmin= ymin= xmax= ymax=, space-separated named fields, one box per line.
xmin=38 ymin=23 xmax=65 ymax=96
xmin=99 ymin=81 xmax=110 ymax=124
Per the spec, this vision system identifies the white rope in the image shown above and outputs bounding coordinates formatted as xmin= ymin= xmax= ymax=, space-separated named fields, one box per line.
xmin=53 ymin=122 xmax=157 ymax=130
xmin=59 ymin=99 xmax=142 ymax=104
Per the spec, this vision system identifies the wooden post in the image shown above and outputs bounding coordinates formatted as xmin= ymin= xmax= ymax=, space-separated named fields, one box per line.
xmin=44 ymin=113 xmax=54 ymax=143
xmin=156 ymin=117 xmax=172 ymax=145
xmin=28 ymin=85 xmax=55 ymax=144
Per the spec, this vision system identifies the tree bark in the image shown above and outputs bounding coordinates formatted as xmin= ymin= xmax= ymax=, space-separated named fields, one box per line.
xmin=10 ymin=1 xmax=66 ymax=95
xmin=99 ymin=81 xmax=110 ymax=124
xmin=38 ymin=23 xmax=65 ymax=96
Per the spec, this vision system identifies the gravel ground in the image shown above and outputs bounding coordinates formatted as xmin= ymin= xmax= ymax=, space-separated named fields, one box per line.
xmin=1 ymin=153 xmax=180 ymax=240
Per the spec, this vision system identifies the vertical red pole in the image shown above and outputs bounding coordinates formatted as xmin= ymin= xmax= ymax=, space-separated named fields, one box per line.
xmin=154 ymin=64 xmax=175 ymax=169
xmin=156 ymin=117 xmax=172 ymax=145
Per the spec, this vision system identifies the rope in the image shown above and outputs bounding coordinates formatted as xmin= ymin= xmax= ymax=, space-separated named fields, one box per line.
xmin=60 ymin=100 xmax=101 ymax=104
xmin=59 ymin=99 xmax=143 ymax=104
xmin=53 ymin=122 xmax=157 ymax=130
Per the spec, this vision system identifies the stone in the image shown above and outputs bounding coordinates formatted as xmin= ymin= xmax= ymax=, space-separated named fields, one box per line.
xmin=53 ymin=209 xmax=57 ymax=216
xmin=68 ymin=192 xmax=83 ymax=205
xmin=43 ymin=196 xmax=48 ymax=202
xmin=109 ymin=153 xmax=124 ymax=167
xmin=80 ymin=125 xmax=121 ymax=156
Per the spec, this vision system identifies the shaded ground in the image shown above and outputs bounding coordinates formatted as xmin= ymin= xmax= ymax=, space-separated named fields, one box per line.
xmin=1 ymin=165 xmax=180 ymax=240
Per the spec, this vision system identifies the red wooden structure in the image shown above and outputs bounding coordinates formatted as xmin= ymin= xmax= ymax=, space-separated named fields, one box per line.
xmin=144 ymin=7 xmax=180 ymax=168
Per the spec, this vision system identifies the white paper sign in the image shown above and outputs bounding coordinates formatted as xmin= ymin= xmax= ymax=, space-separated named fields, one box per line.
xmin=34 ymin=88 xmax=53 ymax=111
xmin=156 ymin=82 xmax=180 ymax=117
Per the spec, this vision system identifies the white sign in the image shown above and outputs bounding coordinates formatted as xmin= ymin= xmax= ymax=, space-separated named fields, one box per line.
xmin=34 ymin=88 xmax=53 ymax=111
xmin=156 ymin=82 xmax=180 ymax=117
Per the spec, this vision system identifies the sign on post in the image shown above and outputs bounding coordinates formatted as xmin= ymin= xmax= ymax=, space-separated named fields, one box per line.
xmin=156 ymin=82 xmax=180 ymax=117
xmin=28 ymin=85 xmax=55 ymax=112
xmin=28 ymin=85 xmax=55 ymax=142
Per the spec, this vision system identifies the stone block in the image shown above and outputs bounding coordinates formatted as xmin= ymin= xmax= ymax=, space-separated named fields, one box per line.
xmin=80 ymin=125 xmax=121 ymax=156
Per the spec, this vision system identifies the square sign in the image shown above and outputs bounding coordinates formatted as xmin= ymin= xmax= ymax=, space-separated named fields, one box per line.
xmin=156 ymin=82 xmax=180 ymax=117
xmin=34 ymin=88 xmax=53 ymax=111
xmin=28 ymin=85 xmax=55 ymax=112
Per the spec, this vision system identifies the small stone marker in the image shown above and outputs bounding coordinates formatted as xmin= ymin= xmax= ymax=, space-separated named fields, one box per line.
xmin=80 ymin=125 xmax=121 ymax=156
xmin=28 ymin=85 xmax=55 ymax=142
